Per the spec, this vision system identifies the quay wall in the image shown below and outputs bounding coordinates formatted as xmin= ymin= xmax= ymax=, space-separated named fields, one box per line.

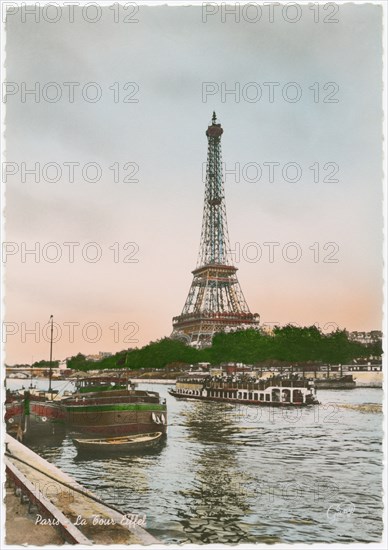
xmin=349 ymin=371 xmax=383 ymax=388
xmin=5 ymin=435 xmax=159 ymax=546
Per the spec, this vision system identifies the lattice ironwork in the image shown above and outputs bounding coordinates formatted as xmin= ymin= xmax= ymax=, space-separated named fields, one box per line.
xmin=172 ymin=113 xmax=260 ymax=347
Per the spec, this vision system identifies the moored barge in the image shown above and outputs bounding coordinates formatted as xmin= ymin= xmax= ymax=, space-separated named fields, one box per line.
xmin=61 ymin=376 xmax=167 ymax=437
xmin=5 ymin=391 xmax=24 ymax=440
xmin=5 ymin=388 xmax=66 ymax=441
xmin=5 ymin=315 xmax=66 ymax=441
xmin=169 ymin=374 xmax=319 ymax=406
xmin=23 ymin=389 xmax=66 ymax=438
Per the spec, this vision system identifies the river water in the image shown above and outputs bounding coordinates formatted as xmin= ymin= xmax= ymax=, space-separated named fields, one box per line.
xmin=6 ymin=379 xmax=383 ymax=544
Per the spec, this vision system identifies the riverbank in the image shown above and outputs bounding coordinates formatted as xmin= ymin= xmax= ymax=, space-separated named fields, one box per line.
xmin=5 ymin=435 xmax=159 ymax=545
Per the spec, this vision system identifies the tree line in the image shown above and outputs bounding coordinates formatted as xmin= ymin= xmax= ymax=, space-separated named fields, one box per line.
xmin=66 ymin=326 xmax=382 ymax=372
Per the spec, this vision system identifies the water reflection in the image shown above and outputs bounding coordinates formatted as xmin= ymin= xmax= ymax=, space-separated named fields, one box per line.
xmin=27 ymin=432 xmax=66 ymax=452
xmin=11 ymin=382 xmax=383 ymax=544
xmin=178 ymin=401 xmax=270 ymax=544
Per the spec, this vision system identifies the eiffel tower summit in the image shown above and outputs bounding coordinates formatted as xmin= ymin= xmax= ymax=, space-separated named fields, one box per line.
xmin=172 ymin=112 xmax=260 ymax=347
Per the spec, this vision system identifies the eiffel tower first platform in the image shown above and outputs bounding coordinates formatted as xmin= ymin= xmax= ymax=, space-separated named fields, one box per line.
xmin=172 ymin=112 xmax=260 ymax=347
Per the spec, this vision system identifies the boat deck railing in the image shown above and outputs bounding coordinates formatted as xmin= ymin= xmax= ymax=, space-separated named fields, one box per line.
xmin=178 ymin=377 xmax=312 ymax=391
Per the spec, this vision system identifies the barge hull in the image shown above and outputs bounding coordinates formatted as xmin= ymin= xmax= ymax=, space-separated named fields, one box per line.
xmin=64 ymin=408 xmax=167 ymax=436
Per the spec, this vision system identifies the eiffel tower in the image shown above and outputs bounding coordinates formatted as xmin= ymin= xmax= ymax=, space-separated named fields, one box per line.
xmin=172 ymin=112 xmax=260 ymax=347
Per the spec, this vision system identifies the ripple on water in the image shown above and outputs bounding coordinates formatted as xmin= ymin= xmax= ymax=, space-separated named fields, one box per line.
xmin=25 ymin=385 xmax=383 ymax=544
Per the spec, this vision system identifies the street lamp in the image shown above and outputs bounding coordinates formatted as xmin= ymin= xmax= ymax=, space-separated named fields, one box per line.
xmin=48 ymin=315 xmax=54 ymax=393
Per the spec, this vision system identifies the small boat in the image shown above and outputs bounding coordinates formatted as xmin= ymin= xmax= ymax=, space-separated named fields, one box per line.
xmin=72 ymin=431 xmax=163 ymax=454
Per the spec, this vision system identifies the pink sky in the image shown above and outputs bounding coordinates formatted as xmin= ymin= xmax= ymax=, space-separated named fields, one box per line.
xmin=3 ymin=4 xmax=384 ymax=364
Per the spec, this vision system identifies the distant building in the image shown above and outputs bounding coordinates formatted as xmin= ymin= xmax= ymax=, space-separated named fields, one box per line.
xmin=85 ymin=351 xmax=113 ymax=362
xmin=85 ymin=354 xmax=101 ymax=362
xmin=347 ymin=330 xmax=382 ymax=345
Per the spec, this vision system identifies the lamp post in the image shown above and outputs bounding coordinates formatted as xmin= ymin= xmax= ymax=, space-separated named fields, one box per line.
xmin=48 ymin=315 xmax=54 ymax=393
